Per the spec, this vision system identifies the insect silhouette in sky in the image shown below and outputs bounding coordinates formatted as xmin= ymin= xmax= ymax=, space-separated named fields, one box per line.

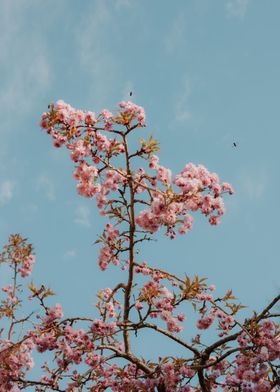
xmin=232 ymin=141 xmax=238 ymax=148
xmin=129 ymin=91 xmax=133 ymax=96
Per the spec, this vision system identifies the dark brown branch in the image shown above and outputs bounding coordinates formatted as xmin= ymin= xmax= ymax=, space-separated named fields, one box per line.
xmin=255 ymin=293 xmax=280 ymax=323
xmin=204 ymin=332 xmax=241 ymax=356
xmin=16 ymin=377 xmax=64 ymax=391
xmin=97 ymin=345 xmax=152 ymax=374
xmin=122 ymin=131 xmax=136 ymax=354
xmin=141 ymin=322 xmax=200 ymax=357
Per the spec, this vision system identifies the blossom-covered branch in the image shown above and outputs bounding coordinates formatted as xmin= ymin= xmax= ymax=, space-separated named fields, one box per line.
xmin=0 ymin=100 xmax=279 ymax=391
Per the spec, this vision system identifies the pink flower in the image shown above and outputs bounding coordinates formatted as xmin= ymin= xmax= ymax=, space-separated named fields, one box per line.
xmin=135 ymin=302 xmax=143 ymax=310
xmin=19 ymin=255 xmax=36 ymax=278
xmin=101 ymin=109 xmax=113 ymax=120
xmin=118 ymin=101 xmax=146 ymax=125
xmin=85 ymin=111 xmax=97 ymax=125
xmin=45 ymin=304 xmax=63 ymax=324
xmin=209 ymin=216 xmax=221 ymax=225
xmin=177 ymin=313 xmax=185 ymax=322
xmin=222 ymin=182 xmax=234 ymax=195
xmin=197 ymin=314 xmax=215 ymax=330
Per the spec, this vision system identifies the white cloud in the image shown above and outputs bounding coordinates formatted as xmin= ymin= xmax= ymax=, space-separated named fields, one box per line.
xmin=0 ymin=1 xmax=51 ymax=122
xmin=22 ymin=203 xmax=38 ymax=215
xmin=77 ymin=3 xmax=112 ymax=94
xmin=226 ymin=0 xmax=250 ymax=19
xmin=175 ymin=108 xmax=192 ymax=122
xmin=63 ymin=249 xmax=77 ymax=259
xmin=75 ymin=2 xmax=122 ymax=106
xmin=174 ymin=76 xmax=192 ymax=123
xmin=37 ymin=175 xmax=56 ymax=201
xmin=115 ymin=0 xmax=133 ymax=9
xmin=0 ymin=180 xmax=14 ymax=205
xmin=165 ymin=13 xmax=186 ymax=55
xmin=0 ymin=53 xmax=50 ymax=118
xmin=238 ymin=169 xmax=267 ymax=200
xmin=74 ymin=205 xmax=91 ymax=227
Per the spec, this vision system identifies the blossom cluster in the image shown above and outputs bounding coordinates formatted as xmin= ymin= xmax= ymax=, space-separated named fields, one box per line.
xmin=0 ymin=99 xmax=275 ymax=391
xmin=41 ymin=100 xmax=234 ymax=244
xmin=136 ymin=158 xmax=234 ymax=237
xmin=18 ymin=255 xmax=35 ymax=278
xmin=139 ymin=280 xmax=184 ymax=333
xmin=98 ymin=223 xmax=121 ymax=271
xmin=226 ymin=320 xmax=280 ymax=391
xmin=0 ymin=339 xmax=34 ymax=392
xmin=1 ymin=234 xmax=35 ymax=277
xmin=118 ymin=100 xmax=146 ymax=126
xmin=1 ymin=235 xmax=280 ymax=392
xmin=1 ymin=283 xmax=18 ymax=308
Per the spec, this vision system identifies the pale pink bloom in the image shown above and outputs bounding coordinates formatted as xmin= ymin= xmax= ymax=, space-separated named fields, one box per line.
xmin=180 ymin=365 xmax=195 ymax=377
xmin=177 ymin=313 xmax=185 ymax=322
xmin=101 ymin=109 xmax=113 ymax=119
xmin=156 ymin=165 xmax=172 ymax=185
xmin=149 ymin=155 xmax=159 ymax=169
xmin=222 ymin=182 xmax=234 ymax=194
xmin=85 ymin=111 xmax=96 ymax=125
xmin=136 ymin=210 xmax=161 ymax=233
xmin=209 ymin=215 xmax=221 ymax=225
xmin=19 ymin=255 xmax=36 ymax=278
xmin=118 ymin=100 xmax=146 ymax=125
xmin=94 ymin=132 xmax=110 ymax=151
xmin=98 ymin=245 xmax=111 ymax=271
xmin=40 ymin=113 xmax=49 ymax=128
xmin=68 ymin=139 xmax=91 ymax=162
xmin=45 ymin=304 xmax=63 ymax=324
xmin=197 ymin=314 xmax=215 ymax=330
xmin=90 ymin=319 xmax=116 ymax=336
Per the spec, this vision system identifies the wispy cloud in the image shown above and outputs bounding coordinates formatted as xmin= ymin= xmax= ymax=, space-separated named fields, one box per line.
xmin=37 ymin=175 xmax=56 ymax=201
xmin=0 ymin=1 xmax=51 ymax=123
xmin=164 ymin=13 xmax=187 ymax=55
xmin=0 ymin=180 xmax=14 ymax=206
xmin=115 ymin=0 xmax=133 ymax=9
xmin=76 ymin=2 xmax=117 ymax=106
xmin=0 ymin=51 xmax=50 ymax=121
xmin=21 ymin=203 xmax=38 ymax=216
xmin=74 ymin=205 xmax=91 ymax=227
xmin=238 ymin=168 xmax=267 ymax=200
xmin=174 ymin=76 xmax=192 ymax=123
xmin=63 ymin=249 xmax=77 ymax=259
xmin=76 ymin=1 xmax=134 ymax=107
xmin=226 ymin=0 xmax=250 ymax=19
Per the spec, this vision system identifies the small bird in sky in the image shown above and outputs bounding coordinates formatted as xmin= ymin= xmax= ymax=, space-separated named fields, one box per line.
xmin=129 ymin=91 xmax=133 ymax=96
xmin=232 ymin=141 xmax=238 ymax=148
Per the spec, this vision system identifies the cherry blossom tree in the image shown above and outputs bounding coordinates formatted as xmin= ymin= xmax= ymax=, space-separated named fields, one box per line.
xmin=0 ymin=99 xmax=279 ymax=391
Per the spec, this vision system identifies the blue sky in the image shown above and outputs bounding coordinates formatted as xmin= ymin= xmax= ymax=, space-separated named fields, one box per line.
xmin=0 ymin=0 xmax=279 ymax=356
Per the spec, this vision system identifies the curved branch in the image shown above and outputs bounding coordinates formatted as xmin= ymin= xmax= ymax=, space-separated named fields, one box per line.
xmin=141 ymin=322 xmax=200 ymax=357
xmin=255 ymin=294 xmax=280 ymax=323
xmin=97 ymin=345 xmax=152 ymax=374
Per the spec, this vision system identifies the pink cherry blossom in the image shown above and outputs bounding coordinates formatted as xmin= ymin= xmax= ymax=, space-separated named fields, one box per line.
xmin=0 ymin=99 xmax=273 ymax=391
